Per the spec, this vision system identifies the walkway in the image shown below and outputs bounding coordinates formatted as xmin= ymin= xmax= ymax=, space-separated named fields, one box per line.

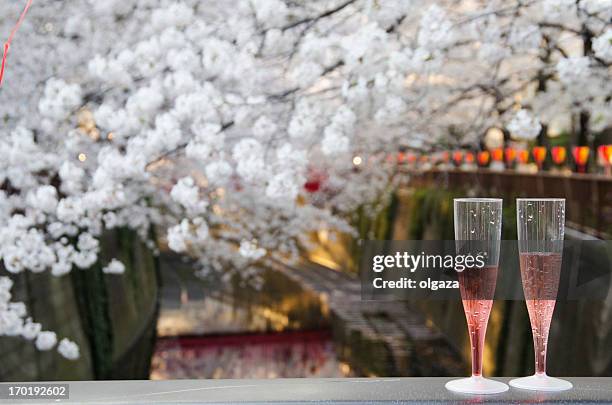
xmin=267 ymin=259 xmax=465 ymax=377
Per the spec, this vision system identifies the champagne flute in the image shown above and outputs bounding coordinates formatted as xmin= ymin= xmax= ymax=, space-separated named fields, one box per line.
xmin=446 ymin=198 xmax=509 ymax=394
xmin=510 ymin=198 xmax=572 ymax=391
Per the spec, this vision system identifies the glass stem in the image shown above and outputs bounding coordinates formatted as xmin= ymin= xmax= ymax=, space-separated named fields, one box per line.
xmin=463 ymin=299 xmax=492 ymax=378
xmin=470 ymin=324 xmax=485 ymax=377
xmin=529 ymin=299 xmax=554 ymax=376
xmin=533 ymin=326 xmax=548 ymax=375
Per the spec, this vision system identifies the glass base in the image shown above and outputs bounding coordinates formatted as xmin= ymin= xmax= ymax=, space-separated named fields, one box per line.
xmin=445 ymin=376 xmax=509 ymax=394
xmin=509 ymin=374 xmax=573 ymax=391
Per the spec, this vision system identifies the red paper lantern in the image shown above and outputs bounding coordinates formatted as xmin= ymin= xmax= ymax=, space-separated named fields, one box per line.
xmin=477 ymin=151 xmax=490 ymax=166
xmin=491 ymin=148 xmax=503 ymax=162
xmin=505 ymin=147 xmax=517 ymax=165
xmin=304 ymin=169 xmax=327 ymax=193
xmin=518 ymin=150 xmax=530 ymax=164
xmin=551 ymin=146 xmax=567 ymax=165
xmin=452 ymin=151 xmax=463 ymax=166
xmin=598 ymin=145 xmax=612 ymax=165
xmin=599 ymin=145 xmax=612 ymax=176
xmin=572 ymin=146 xmax=590 ymax=173
xmin=304 ymin=180 xmax=321 ymax=193
xmin=441 ymin=151 xmax=450 ymax=163
xmin=532 ymin=146 xmax=547 ymax=166
xmin=465 ymin=152 xmax=475 ymax=164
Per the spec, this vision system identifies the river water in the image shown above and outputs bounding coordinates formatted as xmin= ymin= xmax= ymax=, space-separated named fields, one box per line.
xmin=151 ymin=255 xmax=350 ymax=379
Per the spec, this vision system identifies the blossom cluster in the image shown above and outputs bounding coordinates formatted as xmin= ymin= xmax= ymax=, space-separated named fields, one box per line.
xmin=0 ymin=276 xmax=79 ymax=359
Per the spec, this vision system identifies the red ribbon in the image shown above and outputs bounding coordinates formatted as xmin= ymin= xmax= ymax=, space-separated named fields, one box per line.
xmin=0 ymin=0 xmax=33 ymax=88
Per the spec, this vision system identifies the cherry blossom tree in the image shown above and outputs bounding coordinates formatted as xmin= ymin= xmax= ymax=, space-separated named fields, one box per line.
xmin=0 ymin=0 xmax=610 ymax=359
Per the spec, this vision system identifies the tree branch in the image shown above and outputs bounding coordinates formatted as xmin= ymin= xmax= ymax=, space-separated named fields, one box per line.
xmin=145 ymin=121 xmax=234 ymax=170
xmin=280 ymin=0 xmax=358 ymax=32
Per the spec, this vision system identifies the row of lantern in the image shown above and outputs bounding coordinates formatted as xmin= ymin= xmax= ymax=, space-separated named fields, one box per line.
xmin=398 ymin=145 xmax=612 ymax=174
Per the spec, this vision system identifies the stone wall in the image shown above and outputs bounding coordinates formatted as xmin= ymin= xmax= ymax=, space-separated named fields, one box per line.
xmin=0 ymin=271 xmax=93 ymax=381
xmin=0 ymin=228 xmax=159 ymax=381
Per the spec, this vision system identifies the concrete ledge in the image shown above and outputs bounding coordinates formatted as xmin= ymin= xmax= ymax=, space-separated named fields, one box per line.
xmin=1 ymin=378 xmax=611 ymax=404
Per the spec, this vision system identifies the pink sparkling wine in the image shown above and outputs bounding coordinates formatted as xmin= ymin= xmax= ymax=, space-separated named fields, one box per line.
xmin=458 ymin=265 xmax=498 ymax=377
xmin=519 ymin=252 xmax=562 ymax=375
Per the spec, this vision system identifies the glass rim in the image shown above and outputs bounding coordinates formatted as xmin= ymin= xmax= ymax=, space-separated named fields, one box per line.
xmin=454 ymin=198 xmax=502 ymax=203
xmin=516 ymin=198 xmax=565 ymax=202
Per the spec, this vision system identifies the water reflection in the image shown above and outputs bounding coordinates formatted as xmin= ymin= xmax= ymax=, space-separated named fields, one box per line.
xmin=154 ymin=255 xmax=343 ymax=379
xmin=151 ymin=330 xmax=351 ymax=379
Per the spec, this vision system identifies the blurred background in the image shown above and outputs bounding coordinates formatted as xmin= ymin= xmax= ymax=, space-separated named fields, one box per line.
xmin=2 ymin=170 xmax=611 ymax=381
xmin=0 ymin=0 xmax=611 ymax=382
